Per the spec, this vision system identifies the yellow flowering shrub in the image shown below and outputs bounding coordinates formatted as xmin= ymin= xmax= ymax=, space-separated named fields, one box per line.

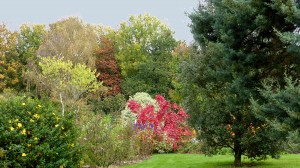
xmin=0 ymin=96 xmax=81 ymax=167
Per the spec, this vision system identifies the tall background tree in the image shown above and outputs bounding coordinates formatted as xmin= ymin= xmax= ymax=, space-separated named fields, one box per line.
xmin=25 ymin=17 xmax=102 ymax=97
xmin=169 ymin=42 xmax=196 ymax=103
xmin=17 ymin=24 xmax=46 ymax=93
xmin=181 ymin=0 xmax=300 ymax=166
xmin=114 ymin=14 xmax=178 ymax=98
xmin=90 ymin=35 xmax=126 ymax=115
xmin=37 ymin=17 xmax=100 ymax=69
xmin=17 ymin=24 xmax=46 ymax=67
xmin=95 ymin=36 xmax=122 ymax=96
xmin=0 ymin=24 xmax=21 ymax=92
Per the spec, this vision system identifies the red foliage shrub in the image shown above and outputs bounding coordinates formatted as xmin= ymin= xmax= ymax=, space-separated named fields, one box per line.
xmin=128 ymin=95 xmax=191 ymax=151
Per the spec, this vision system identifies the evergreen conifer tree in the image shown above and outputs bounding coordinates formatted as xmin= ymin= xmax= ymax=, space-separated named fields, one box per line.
xmin=183 ymin=0 xmax=300 ymax=166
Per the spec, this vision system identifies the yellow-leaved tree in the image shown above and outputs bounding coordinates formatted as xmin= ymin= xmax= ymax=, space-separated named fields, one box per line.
xmin=38 ymin=57 xmax=102 ymax=115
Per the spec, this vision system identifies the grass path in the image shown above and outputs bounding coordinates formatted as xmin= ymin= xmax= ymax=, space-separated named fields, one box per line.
xmin=122 ymin=154 xmax=300 ymax=168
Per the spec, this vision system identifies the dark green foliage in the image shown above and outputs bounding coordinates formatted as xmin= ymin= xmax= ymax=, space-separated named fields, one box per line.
xmin=89 ymin=93 xmax=126 ymax=115
xmin=256 ymin=77 xmax=300 ymax=131
xmin=121 ymin=69 xmax=171 ymax=98
xmin=283 ymin=131 xmax=300 ymax=153
xmin=0 ymin=96 xmax=81 ymax=167
xmin=252 ymin=76 xmax=300 ymax=153
xmin=183 ymin=0 xmax=300 ymax=166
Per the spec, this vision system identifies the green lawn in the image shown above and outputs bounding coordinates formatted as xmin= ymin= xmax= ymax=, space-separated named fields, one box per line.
xmin=122 ymin=154 xmax=300 ymax=168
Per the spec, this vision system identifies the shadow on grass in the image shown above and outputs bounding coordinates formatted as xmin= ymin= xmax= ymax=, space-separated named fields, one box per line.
xmin=182 ymin=161 xmax=280 ymax=168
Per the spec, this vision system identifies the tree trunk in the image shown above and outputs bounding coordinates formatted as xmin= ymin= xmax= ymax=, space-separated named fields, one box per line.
xmin=234 ymin=151 xmax=242 ymax=167
xmin=59 ymin=92 xmax=65 ymax=116
xmin=234 ymin=141 xmax=242 ymax=167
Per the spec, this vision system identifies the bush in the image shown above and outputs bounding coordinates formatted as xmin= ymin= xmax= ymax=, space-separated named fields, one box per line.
xmin=0 ymin=96 xmax=81 ymax=167
xmin=177 ymin=139 xmax=203 ymax=154
xmin=126 ymin=94 xmax=192 ymax=153
xmin=132 ymin=128 xmax=157 ymax=156
xmin=82 ymin=115 xmax=136 ymax=168
xmin=121 ymin=92 xmax=158 ymax=126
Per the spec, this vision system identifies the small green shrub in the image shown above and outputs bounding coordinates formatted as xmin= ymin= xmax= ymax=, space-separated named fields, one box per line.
xmin=133 ymin=129 xmax=157 ymax=156
xmin=217 ymin=147 xmax=233 ymax=155
xmin=177 ymin=139 xmax=203 ymax=154
xmin=0 ymin=96 xmax=81 ymax=167
xmin=82 ymin=115 xmax=136 ymax=168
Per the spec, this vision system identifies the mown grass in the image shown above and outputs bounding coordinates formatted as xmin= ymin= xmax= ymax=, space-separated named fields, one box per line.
xmin=122 ymin=154 xmax=300 ymax=168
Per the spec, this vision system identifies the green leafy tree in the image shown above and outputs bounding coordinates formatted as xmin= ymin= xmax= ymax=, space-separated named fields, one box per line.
xmin=182 ymin=0 xmax=300 ymax=166
xmin=169 ymin=42 xmax=197 ymax=103
xmin=114 ymin=14 xmax=178 ymax=97
xmin=17 ymin=24 xmax=46 ymax=93
xmin=17 ymin=24 xmax=46 ymax=65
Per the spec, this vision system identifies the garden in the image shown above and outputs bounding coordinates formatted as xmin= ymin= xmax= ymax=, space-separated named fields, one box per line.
xmin=1 ymin=0 xmax=300 ymax=167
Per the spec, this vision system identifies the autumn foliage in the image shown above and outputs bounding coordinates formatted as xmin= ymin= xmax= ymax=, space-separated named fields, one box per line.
xmin=128 ymin=95 xmax=191 ymax=151
xmin=95 ymin=37 xmax=122 ymax=96
xmin=0 ymin=24 xmax=23 ymax=92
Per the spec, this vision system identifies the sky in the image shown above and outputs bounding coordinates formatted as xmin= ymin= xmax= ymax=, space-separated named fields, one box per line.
xmin=0 ymin=0 xmax=199 ymax=43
